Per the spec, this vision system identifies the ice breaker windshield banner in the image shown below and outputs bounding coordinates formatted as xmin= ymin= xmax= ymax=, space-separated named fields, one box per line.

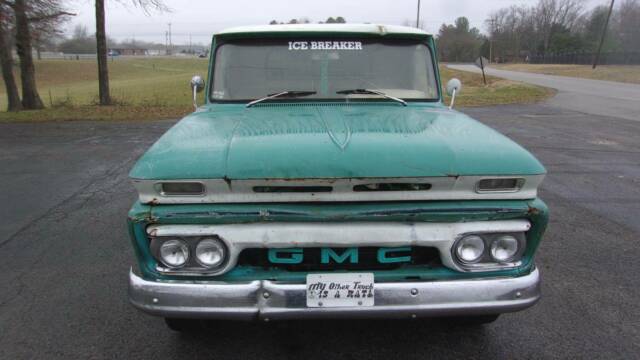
xmin=288 ymin=41 xmax=363 ymax=50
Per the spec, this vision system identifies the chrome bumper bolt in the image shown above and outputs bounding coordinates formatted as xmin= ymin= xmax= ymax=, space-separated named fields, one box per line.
xmin=263 ymin=292 xmax=270 ymax=299
xmin=410 ymin=288 xmax=419 ymax=296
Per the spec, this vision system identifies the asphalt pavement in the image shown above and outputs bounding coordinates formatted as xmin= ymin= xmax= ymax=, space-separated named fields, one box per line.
xmin=448 ymin=64 xmax=640 ymax=122
xmin=1 ymin=101 xmax=639 ymax=359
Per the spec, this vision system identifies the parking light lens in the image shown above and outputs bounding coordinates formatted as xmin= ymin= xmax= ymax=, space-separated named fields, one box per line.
xmin=455 ymin=235 xmax=485 ymax=263
xmin=476 ymin=178 xmax=524 ymax=192
xmin=159 ymin=239 xmax=189 ymax=268
xmin=159 ymin=182 xmax=205 ymax=196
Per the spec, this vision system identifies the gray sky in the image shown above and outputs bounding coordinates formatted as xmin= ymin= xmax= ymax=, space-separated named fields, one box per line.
xmin=66 ymin=0 xmax=605 ymax=45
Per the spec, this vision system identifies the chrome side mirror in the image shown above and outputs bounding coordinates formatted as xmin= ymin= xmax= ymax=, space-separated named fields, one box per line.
xmin=446 ymin=78 xmax=462 ymax=110
xmin=190 ymin=75 xmax=205 ymax=110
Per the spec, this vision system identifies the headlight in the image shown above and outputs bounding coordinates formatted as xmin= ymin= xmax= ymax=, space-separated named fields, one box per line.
xmin=455 ymin=235 xmax=485 ymax=263
xmin=195 ymin=238 xmax=226 ymax=268
xmin=490 ymin=235 xmax=519 ymax=262
xmin=159 ymin=239 xmax=190 ymax=268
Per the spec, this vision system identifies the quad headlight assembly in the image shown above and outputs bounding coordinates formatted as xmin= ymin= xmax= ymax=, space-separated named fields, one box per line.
xmin=150 ymin=236 xmax=228 ymax=274
xmin=453 ymin=232 xmax=526 ymax=271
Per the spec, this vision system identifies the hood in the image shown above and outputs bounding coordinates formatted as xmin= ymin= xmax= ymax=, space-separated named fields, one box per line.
xmin=129 ymin=103 xmax=545 ymax=180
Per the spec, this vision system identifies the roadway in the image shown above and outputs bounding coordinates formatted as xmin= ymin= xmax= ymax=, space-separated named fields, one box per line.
xmin=447 ymin=64 xmax=640 ymax=122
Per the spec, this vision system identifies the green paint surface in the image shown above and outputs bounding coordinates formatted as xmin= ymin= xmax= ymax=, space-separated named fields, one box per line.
xmin=321 ymin=248 xmax=359 ymax=264
xmin=268 ymin=248 xmax=303 ymax=264
xmin=378 ymin=247 xmax=413 ymax=264
xmin=129 ymin=102 xmax=545 ymax=180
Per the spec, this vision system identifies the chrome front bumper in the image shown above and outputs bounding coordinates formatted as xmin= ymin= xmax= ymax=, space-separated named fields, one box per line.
xmin=128 ymin=268 xmax=541 ymax=320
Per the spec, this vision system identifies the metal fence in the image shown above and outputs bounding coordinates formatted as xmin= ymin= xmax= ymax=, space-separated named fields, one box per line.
xmin=529 ymin=51 xmax=640 ymax=65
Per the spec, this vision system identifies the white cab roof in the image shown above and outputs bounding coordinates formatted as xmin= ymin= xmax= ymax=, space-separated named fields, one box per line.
xmin=216 ymin=24 xmax=430 ymax=37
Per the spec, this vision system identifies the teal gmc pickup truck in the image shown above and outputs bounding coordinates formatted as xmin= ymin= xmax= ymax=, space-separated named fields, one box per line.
xmin=126 ymin=24 xmax=548 ymax=331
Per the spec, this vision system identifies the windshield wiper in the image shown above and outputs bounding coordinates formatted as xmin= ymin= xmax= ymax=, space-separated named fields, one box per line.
xmin=336 ymin=89 xmax=407 ymax=106
xmin=246 ymin=91 xmax=317 ymax=108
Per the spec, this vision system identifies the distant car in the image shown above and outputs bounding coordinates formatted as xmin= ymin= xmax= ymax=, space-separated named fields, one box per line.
xmin=127 ymin=24 xmax=548 ymax=332
xmin=198 ymin=52 xmax=207 ymax=58
xmin=107 ymin=50 xmax=120 ymax=57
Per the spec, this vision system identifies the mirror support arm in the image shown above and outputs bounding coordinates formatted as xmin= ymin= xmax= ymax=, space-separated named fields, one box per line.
xmin=445 ymin=78 xmax=462 ymax=110
xmin=192 ymin=86 xmax=198 ymax=110
xmin=449 ymin=88 xmax=457 ymax=110
xmin=190 ymin=75 xmax=205 ymax=110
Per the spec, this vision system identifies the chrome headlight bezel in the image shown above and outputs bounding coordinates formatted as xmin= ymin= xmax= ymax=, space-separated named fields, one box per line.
xmin=452 ymin=232 xmax=527 ymax=271
xmin=157 ymin=239 xmax=190 ymax=268
xmin=490 ymin=234 xmax=520 ymax=262
xmin=454 ymin=235 xmax=486 ymax=264
xmin=195 ymin=238 xmax=227 ymax=268
xmin=150 ymin=235 xmax=229 ymax=274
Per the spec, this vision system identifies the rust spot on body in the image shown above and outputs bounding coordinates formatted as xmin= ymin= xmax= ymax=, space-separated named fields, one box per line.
xmin=223 ymin=176 xmax=232 ymax=190
xmin=527 ymin=206 xmax=540 ymax=215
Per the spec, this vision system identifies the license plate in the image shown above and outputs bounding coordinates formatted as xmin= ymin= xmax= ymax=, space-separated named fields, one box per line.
xmin=306 ymin=273 xmax=374 ymax=308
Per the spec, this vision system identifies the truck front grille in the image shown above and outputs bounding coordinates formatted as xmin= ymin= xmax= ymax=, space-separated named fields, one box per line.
xmin=236 ymin=246 xmax=442 ymax=272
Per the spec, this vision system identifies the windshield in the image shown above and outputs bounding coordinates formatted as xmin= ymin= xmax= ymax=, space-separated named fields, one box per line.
xmin=211 ymin=39 xmax=439 ymax=102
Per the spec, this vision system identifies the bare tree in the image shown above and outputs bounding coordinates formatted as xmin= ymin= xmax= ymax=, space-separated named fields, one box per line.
xmin=0 ymin=3 xmax=21 ymax=111
xmin=616 ymin=0 xmax=640 ymax=52
xmin=535 ymin=0 xmax=583 ymax=54
xmin=0 ymin=0 xmax=71 ymax=110
xmin=29 ymin=0 xmax=71 ymax=59
xmin=95 ymin=0 xmax=167 ymax=106
xmin=485 ymin=0 xmax=640 ymax=63
xmin=13 ymin=0 xmax=44 ymax=109
xmin=95 ymin=0 xmax=110 ymax=105
xmin=487 ymin=5 xmax=538 ymax=62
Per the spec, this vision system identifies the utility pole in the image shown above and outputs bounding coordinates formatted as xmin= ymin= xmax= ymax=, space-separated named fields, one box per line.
xmin=489 ymin=19 xmax=496 ymax=64
xmin=416 ymin=0 xmax=421 ymax=28
xmin=168 ymin=22 xmax=172 ymax=56
xmin=593 ymin=0 xmax=615 ymax=69
xmin=165 ymin=30 xmax=169 ymax=55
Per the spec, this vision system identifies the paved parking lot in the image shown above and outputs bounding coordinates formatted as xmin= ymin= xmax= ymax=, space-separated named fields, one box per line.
xmin=1 ymin=102 xmax=639 ymax=359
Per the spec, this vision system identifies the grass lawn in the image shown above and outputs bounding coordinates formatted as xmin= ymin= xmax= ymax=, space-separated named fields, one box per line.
xmin=492 ymin=64 xmax=640 ymax=85
xmin=0 ymin=57 xmax=210 ymax=122
xmin=440 ymin=66 xmax=554 ymax=107
xmin=0 ymin=57 xmax=553 ymax=122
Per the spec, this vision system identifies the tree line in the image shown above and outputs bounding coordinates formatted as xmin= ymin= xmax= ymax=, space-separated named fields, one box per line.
xmin=0 ymin=0 xmax=165 ymax=112
xmin=269 ymin=16 xmax=347 ymax=25
xmin=437 ymin=0 xmax=640 ymax=63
